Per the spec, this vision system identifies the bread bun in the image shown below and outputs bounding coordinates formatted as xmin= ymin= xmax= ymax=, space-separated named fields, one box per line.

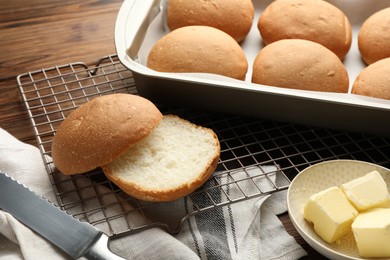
xmin=147 ymin=25 xmax=248 ymax=80
xmin=352 ymin=58 xmax=390 ymax=100
xmin=52 ymin=94 xmax=221 ymax=201
xmin=358 ymin=8 xmax=390 ymax=65
xmin=257 ymin=0 xmax=352 ymax=60
xmin=167 ymin=0 xmax=254 ymax=42
xmin=252 ymin=39 xmax=349 ymax=93
xmin=102 ymin=115 xmax=220 ymax=202
xmin=51 ymin=94 xmax=163 ymax=175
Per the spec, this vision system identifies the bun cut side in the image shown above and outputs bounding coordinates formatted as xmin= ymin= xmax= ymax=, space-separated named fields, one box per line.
xmin=103 ymin=115 xmax=220 ymax=202
xmin=51 ymin=94 xmax=163 ymax=175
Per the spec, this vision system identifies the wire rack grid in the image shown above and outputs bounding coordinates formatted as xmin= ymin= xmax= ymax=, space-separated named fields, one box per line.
xmin=16 ymin=54 xmax=390 ymax=238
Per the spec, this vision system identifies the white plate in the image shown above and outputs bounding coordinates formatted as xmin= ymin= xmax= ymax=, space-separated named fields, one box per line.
xmin=287 ymin=159 xmax=390 ymax=260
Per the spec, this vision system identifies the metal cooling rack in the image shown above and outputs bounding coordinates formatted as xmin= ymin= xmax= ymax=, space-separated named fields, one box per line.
xmin=17 ymin=54 xmax=390 ymax=239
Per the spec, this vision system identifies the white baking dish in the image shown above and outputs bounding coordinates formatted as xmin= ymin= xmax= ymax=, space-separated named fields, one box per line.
xmin=115 ymin=0 xmax=390 ymax=137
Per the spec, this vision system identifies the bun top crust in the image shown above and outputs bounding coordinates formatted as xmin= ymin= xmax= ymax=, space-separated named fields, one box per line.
xmin=147 ymin=25 xmax=248 ymax=80
xmin=258 ymin=0 xmax=352 ymax=60
xmin=252 ymin=39 xmax=349 ymax=93
xmin=167 ymin=0 xmax=254 ymax=42
xmin=352 ymin=58 xmax=390 ymax=100
xmin=358 ymin=7 xmax=390 ymax=65
xmin=51 ymin=94 xmax=163 ymax=175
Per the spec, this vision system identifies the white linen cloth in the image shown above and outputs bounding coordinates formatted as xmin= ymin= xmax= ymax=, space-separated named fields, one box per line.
xmin=0 ymin=128 xmax=307 ymax=260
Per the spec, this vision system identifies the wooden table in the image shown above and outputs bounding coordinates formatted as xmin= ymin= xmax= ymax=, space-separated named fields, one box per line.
xmin=0 ymin=1 xmax=324 ymax=259
xmin=1 ymin=0 xmax=121 ymax=144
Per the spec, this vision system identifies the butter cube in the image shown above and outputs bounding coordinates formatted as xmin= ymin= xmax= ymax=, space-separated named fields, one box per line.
xmin=341 ymin=170 xmax=390 ymax=211
xmin=352 ymin=208 xmax=390 ymax=258
xmin=304 ymin=186 xmax=358 ymax=243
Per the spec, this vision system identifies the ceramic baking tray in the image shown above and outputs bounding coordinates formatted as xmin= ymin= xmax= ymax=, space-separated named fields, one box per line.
xmin=115 ymin=0 xmax=390 ymax=137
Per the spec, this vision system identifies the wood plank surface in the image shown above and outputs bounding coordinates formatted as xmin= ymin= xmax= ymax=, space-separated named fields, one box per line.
xmin=0 ymin=1 xmax=324 ymax=259
xmin=0 ymin=0 xmax=121 ymax=143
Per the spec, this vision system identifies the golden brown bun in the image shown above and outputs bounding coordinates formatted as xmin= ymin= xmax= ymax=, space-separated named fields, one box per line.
xmin=51 ymin=94 xmax=163 ymax=175
xmin=147 ymin=25 xmax=248 ymax=80
xmin=102 ymin=115 xmax=220 ymax=202
xmin=258 ymin=0 xmax=352 ymax=60
xmin=252 ymin=39 xmax=349 ymax=93
xmin=167 ymin=0 xmax=254 ymax=42
xmin=352 ymin=58 xmax=390 ymax=100
xmin=358 ymin=8 xmax=390 ymax=65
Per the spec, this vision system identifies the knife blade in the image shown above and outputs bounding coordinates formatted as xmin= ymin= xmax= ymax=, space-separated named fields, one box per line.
xmin=0 ymin=171 xmax=125 ymax=260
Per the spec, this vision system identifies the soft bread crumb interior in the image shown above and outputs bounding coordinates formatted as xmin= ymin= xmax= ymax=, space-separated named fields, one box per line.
xmin=106 ymin=115 xmax=219 ymax=191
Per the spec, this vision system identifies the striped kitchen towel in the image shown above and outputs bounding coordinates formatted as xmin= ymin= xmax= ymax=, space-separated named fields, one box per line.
xmin=0 ymin=128 xmax=306 ymax=260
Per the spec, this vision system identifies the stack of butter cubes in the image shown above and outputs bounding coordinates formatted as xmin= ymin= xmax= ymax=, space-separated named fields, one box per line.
xmin=303 ymin=170 xmax=390 ymax=258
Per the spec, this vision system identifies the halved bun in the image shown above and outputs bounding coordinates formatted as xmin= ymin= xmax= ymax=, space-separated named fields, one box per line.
xmin=102 ymin=115 xmax=220 ymax=202
xmin=51 ymin=94 xmax=163 ymax=175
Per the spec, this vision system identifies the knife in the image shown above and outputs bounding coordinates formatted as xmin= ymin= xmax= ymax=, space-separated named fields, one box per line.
xmin=0 ymin=172 xmax=126 ymax=260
